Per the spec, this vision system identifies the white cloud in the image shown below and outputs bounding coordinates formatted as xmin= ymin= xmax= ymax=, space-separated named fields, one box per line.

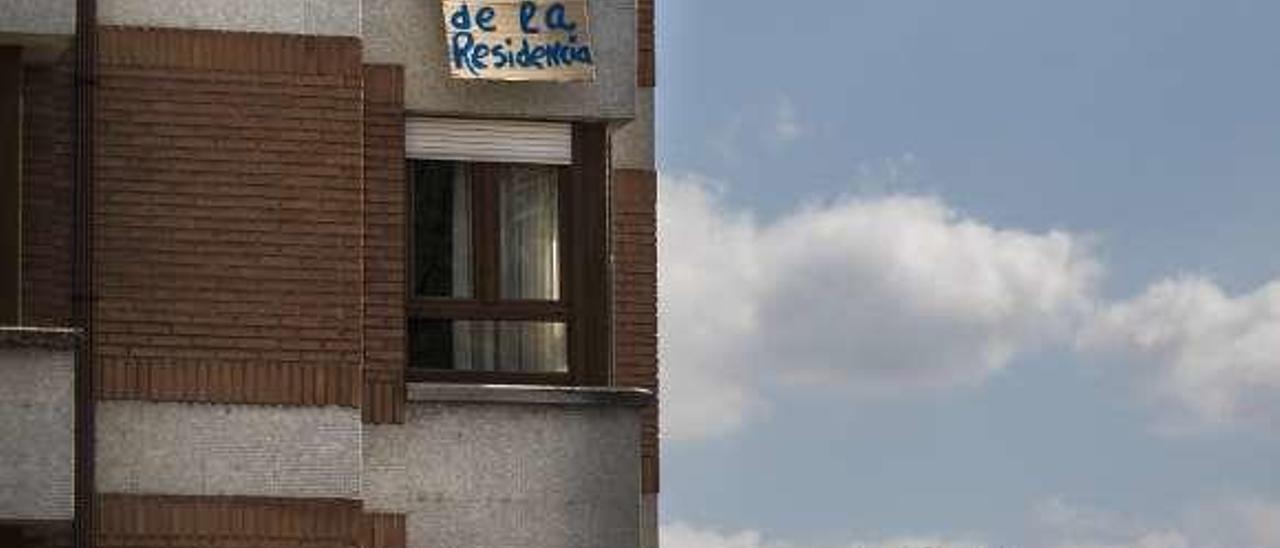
xmin=1078 ymin=276 xmax=1280 ymax=432
xmin=1032 ymin=496 xmax=1280 ymax=548
xmin=658 ymin=175 xmax=765 ymax=441
xmin=1044 ymin=531 xmax=1191 ymax=548
xmin=709 ymin=115 xmax=745 ymax=163
xmin=773 ymin=96 xmax=804 ymax=142
xmin=1034 ymin=497 xmax=1138 ymax=541
xmin=852 ymin=538 xmax=991 ymax=548
xmin=665 ymin=497 xmax=1280 ymax=548
xmin=662 ymin=523 xmax=784 ymax=548
xmin=658 ymin=174 xmax=1100 ymax=441
xmin=1218 ymin=497 xmax=1280 ymax=547
xmin=1031 ymin=497 xmax=1188 ymax=548
xmin=661 ymin=523 xmax=988 ymax=548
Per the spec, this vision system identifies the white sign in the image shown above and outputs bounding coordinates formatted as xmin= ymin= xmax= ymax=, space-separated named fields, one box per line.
xmin=442 ymin=0 xmax=595 ymax=81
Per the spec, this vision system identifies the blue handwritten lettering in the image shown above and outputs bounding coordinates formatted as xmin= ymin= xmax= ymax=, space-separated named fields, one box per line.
xmin=573 ymin=41 xmax=592 ymax=64
xmin=519 ymin=1 xmax=540 ymax=33
xmin=450 ymin=1 xmax=594 ymax=75
xmin=449 ymin=3 xmax=471 ymax=30
xmin=493 ymin=44 xmax=510 ymax=68
xmin=545 ymin=3 xmax=576 ymax=32
xmin=476 ymin=6 xmax=497 ymax=31
xmin=450 ymin=31 xmax=480 ymax=76
xmin=516 ymin=38 xmax=545 ymax=69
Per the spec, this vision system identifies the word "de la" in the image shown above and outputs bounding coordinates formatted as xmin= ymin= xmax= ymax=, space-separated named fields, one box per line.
xmin=449 ymin=1 xmax=579 ymax=34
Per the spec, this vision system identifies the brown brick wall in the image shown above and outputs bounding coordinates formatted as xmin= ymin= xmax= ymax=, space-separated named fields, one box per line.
xmin=612 ymin=168 xmax=659 ymax=493
xmin=96 ymin=494 xmax=401 ymax=548
xmin=93 ymin=27 xmax=364 ymax=407
xmin=638 ymin=0 xmax=655 ymax=87
xmin=363 ymin=64 xmax=406 ymax=424
xmin=360 ymin=513 xmax=407 ymax=548
xmin=22 ymin=63 xmax=75 ymax=327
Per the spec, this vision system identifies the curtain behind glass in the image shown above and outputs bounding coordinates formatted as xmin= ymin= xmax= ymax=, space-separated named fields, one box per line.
xmin=455 ymin=164 xmax=564 ymax=373
xmin=452 ymin=321 xmax=567 ymax=373
xmin=499 ymin=165 xmax=560 ymax=300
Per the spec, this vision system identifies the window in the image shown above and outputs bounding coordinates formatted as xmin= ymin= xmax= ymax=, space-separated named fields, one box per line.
xmin=404 ymin=123 xmax=610 ymax=385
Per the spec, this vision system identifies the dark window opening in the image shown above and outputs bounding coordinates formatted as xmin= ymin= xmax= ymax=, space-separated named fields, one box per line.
xmin=407 ymin=160 xmax=570 ymax=380
xmin=404 ymin=124 xmax=610 ymax=386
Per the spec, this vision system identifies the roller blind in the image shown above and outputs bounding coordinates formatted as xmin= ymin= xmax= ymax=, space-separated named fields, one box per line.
xmin=405 ymin=117 xmax=573 ymax=165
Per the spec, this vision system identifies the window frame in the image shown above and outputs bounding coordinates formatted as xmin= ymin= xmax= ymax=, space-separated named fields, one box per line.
xmin=403 ymin=123 xmax=610 ymax=386
xmin=1 ymin=46 xmax=22 ymax=324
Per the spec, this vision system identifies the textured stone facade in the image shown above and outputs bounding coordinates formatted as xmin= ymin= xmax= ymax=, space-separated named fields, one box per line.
xmin=0 ymin=345 xmax=75 ymax=520
xmin=98 ymin=0 xmax=362 ymax=37
xmin=95 ymin=401 xmax=362 ymax=499
xmin=364 ymin=386 xmax=646 ymax=548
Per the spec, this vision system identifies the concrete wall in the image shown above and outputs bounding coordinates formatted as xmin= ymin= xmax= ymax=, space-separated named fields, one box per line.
xmin=0 ymin=0 xmax=76 ymax=38
xmin=96 ymin=401 xmax=362 ymax=499
xmin=364 ymin=385 xmax=646 ymax=548
xmin=363 ymin=0 xmax=635 ymax=121
xmin=612 ymin=88 xmax=655 ymax=170
xmin=0 ymin=345 xmax=75 ymax=520
xmin=98 ymin=0 xmax=362 ymax=36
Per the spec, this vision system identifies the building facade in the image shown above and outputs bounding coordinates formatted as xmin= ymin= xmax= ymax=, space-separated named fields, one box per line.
xmin=0 ymin=0 xmax=659 ymax=546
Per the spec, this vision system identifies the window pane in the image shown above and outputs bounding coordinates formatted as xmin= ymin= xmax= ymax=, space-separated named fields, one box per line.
xmin=498 ymin=165 xmax=560 ymax=300
xmin=409 ymin=319 xmax=567 ymax=373
xmin=411 ymin=161 xmax=472 ymax=298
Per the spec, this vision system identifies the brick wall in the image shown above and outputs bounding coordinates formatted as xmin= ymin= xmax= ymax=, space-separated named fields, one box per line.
xmin=22 ymin=63 xmax=74 ymax=327
xmin=96 ymin=495 xmax=406 ymax=548
xmin=612 ymin=168 xmax=659 ymax=494
xmin=93 ymin=27 xmax=365 ymax=407
xmin=362 ymin=64 xmax=406 ymax=425
xmin=638 ymin=0 xmax=655 ymax=87
xmin=361 ymin=513 xmax=407 ymax=548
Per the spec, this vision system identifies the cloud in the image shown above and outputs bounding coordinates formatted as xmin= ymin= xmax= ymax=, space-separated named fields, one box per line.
xmin=1033 ymin=497 xmax=1138 ymax=542
xmin=1031 ymin=496 xmax=1280 ymax=548
xmin=1077 ymin=276 xmax=1280 ymax=432
xmin=662 ymin=523 xmax=782 ymax=548
xmin=658 ymin=175 xmax=765 ymax=441
xmin=708 ymin=115 xmax=745 ymax=163
xmin=773 ymin=96 xmax=804 ymax=143
xmin=1044 ymin=532 xmax=1191 ymax=548
xmin=659 ymin=172 xmax=1280 ymax=441
xmin=1031 ymin=497 xmax=1188 ymax=548
xmin=664 ymin=497 xmax=1280 ymax=548
xmin=661 ymin=523 xmax=988 ymax=548
xmin=658 ymin=174 xmax=1100 ymax=441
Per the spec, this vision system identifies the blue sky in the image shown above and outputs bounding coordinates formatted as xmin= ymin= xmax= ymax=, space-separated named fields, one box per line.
xmin=654 ymin=2 xmax=1280 ymax=547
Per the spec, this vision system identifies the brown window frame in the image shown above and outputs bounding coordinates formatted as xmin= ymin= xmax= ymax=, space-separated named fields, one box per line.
xmin=1 ymin=47 xmax=22 ymax=325
xmin=404 ymin=123 xmax=610 ymax=386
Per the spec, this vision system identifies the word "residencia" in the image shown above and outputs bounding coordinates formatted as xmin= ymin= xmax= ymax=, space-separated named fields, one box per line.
xmin=448 ymin=1 xmax=594 ymax=76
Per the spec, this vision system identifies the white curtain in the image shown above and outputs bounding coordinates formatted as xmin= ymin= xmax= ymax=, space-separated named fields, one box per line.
xmin=454 ymin=164 xmax=565 ymax=373
xmin=499 ymin=165 xmax=560 ymax=300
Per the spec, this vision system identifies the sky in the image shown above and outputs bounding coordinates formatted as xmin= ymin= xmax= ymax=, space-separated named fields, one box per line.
xmin=653 ymin=2 xmax=1280 ymax=548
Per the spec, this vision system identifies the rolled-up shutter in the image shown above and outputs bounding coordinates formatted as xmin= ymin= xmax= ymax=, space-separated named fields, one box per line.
xmin=405 ymin=117 xmax=573 ymax=165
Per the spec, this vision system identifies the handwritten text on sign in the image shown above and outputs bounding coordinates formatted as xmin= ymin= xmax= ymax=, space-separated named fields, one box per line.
xmin=443 ymin=0 xmax=595 ymax=81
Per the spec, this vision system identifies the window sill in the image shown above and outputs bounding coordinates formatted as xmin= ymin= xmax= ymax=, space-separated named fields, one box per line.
xmin=0 ymin=326 xmax=82 ymax=351
xmin=406 ymin=382 xmax=652 ymax=407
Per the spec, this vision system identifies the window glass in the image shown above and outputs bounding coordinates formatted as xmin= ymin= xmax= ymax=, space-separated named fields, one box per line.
xmin=407 ymin=159 xmax=569 ymax=376
xmin=412 ymin=161 xmax=472 ymax=298
xmin=498 ymin=164 xmax=560 ymax=300
xmin=409 ymin=319 xmax=568 ymax=373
